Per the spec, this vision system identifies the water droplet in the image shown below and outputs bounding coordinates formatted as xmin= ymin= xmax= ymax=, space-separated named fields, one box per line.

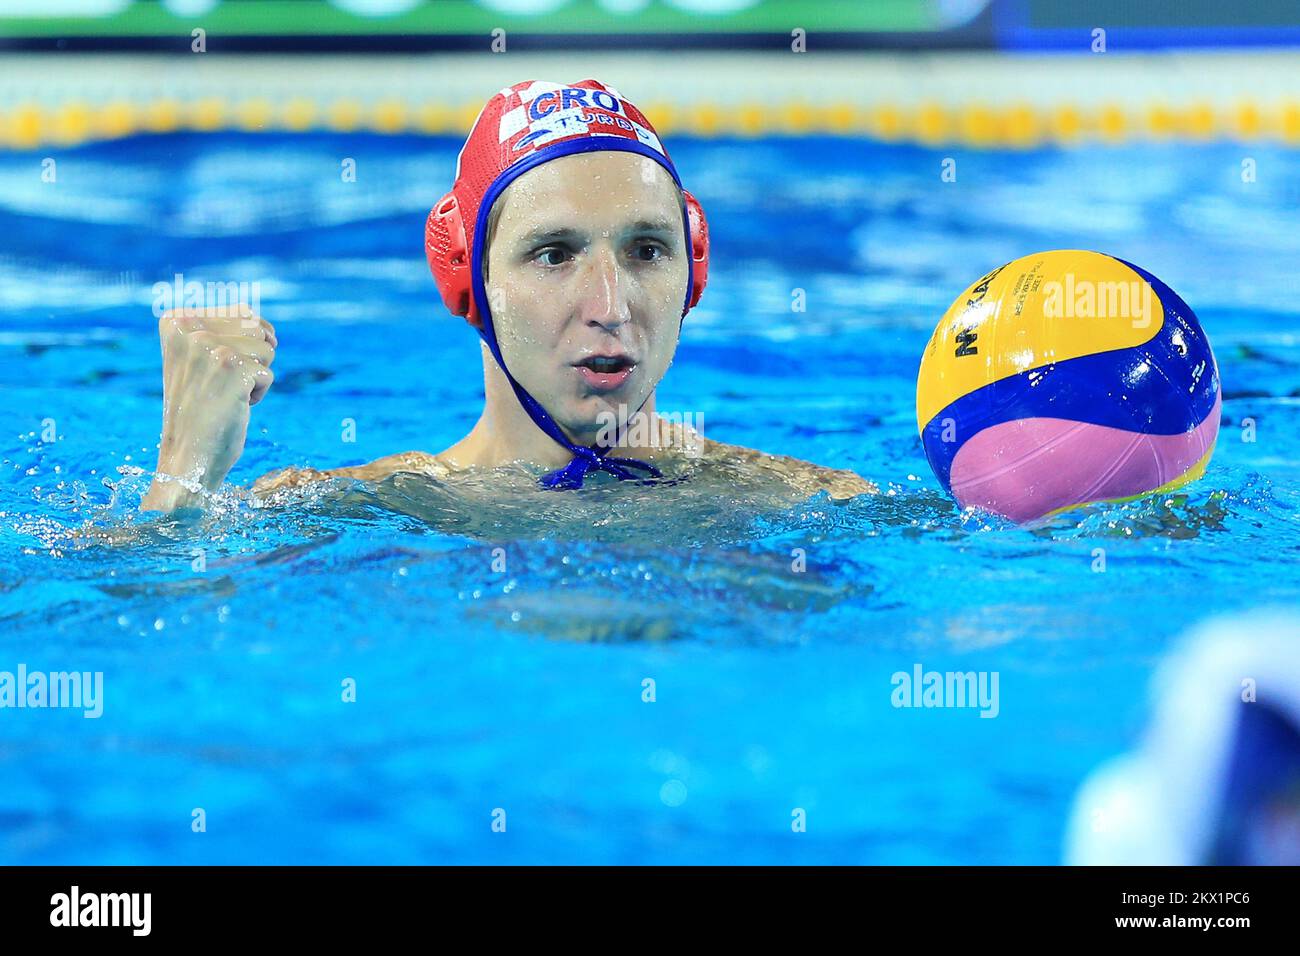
xmin=659 ymin=780 xmax=687 ymax=807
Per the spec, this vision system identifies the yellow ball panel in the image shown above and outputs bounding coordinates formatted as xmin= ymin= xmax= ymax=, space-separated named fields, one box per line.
xmin=916 ymin=250 xmax=1165 ymax=433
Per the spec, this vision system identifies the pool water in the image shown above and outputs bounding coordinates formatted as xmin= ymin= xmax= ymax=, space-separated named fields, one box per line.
xmin=1 ymin=132 xmax=1298 ymax=864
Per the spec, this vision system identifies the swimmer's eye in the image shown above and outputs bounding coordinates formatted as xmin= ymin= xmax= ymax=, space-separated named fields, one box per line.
xmin=529 ymin=239 xmax=671 ymax=269
xmin=630 ymin=241 xmax=670 ymax=263
xmin=531 ymin=246 xmax=574 ymax=268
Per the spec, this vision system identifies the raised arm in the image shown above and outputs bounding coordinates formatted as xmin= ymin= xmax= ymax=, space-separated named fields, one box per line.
xmin=140 ymin=306 xmax=276 ymax=513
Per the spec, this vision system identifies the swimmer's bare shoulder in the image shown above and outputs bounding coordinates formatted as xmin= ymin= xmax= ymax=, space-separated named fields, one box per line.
xmin=251 ymin=424 xmax=878 ymax=502
xmin=688 ymin=427 xmax=878 ymax=501
xmin=251 ymin=450 xmax=452 ymax=498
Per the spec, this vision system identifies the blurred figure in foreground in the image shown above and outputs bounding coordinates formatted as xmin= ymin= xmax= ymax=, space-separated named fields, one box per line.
xmin=1066 ymin=610 xmax=1300 ymax=865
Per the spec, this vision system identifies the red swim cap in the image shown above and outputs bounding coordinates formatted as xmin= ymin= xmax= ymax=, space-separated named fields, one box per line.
xmin=425 ymin=78 xmax=709 ymax=328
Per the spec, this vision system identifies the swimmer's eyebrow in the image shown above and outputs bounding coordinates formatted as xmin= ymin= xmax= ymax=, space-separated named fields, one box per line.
xmin=515 ymin=226 xmax=585 ymax=249
xmin=625 ymin=217 xmax=680 ymax=240
xmin=515 ymin=218 xmax=680 ymax=248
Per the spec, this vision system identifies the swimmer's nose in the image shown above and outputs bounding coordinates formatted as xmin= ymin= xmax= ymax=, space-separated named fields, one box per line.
xmin=575 ymin=244 xmax=631 ymax=330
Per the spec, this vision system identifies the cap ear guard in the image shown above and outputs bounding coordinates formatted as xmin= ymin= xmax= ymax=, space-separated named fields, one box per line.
xmin=425 ymin=189 xmax=479 ymax=326
xmin=426 ymin=185 xmax=709 ymax=325
xmin=683 ymin=188 xmax=708 ymax=314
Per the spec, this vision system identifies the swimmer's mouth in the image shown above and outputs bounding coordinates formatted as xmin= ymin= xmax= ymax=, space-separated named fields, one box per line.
xmin=574 ymin=354 xmax=635 ymax=374
xmin=572 ymin=353 xmax=637 ymax=391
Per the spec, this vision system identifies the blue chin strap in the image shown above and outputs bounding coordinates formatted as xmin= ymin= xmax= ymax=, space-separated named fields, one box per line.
xmin=470 ymin=137 xmax=695 ymax=491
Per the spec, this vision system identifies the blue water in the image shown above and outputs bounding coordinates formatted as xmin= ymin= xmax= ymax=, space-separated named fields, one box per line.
xmin=1 ymin=133 xmax=1298 ymax=863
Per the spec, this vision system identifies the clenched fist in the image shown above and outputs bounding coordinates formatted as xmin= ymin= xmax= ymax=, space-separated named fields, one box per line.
xmin=141 ymin=306 xmax=277 ymax=513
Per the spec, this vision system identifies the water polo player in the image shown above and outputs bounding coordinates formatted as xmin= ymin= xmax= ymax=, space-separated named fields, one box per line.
xmin=141 ymin=78 xmax=876 ymax=514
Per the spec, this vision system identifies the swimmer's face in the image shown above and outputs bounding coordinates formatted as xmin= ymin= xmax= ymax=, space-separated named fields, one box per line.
xmin=483 ymin=150 xmax=688 ymax=443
